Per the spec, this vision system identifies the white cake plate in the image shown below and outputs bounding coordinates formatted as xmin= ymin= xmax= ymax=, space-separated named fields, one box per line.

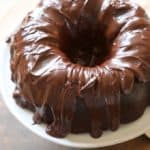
xmin=0 ymin=42 xmax=150 ymax=149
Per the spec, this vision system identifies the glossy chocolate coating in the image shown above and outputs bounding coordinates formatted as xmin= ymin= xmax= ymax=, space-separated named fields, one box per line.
xmin=10 ymin=0 xmax=150 ymax=138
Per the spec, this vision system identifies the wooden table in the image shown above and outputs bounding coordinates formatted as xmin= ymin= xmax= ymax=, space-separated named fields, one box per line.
xmin=0 ymin=0 xmax=150 ymax=149
xmin=0 ymin=98 xmax=150 ymax=150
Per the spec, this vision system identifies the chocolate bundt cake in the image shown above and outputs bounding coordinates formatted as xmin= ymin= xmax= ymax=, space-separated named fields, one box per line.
xmin=9 ymin=0 xmax=150 ymax=138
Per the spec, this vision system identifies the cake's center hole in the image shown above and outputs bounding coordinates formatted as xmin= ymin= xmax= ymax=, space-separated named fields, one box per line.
xmin=59 ymin=21 xmax=109 ymax=67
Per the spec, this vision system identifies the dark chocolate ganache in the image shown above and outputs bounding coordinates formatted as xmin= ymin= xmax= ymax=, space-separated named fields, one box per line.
xmin=9 ymin=0 xmax=150 ymax=138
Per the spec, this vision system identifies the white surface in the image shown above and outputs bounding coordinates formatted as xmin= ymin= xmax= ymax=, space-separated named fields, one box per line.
xmin=0 ymin=0 xmax=39 ymax=41
xmin=0 ymin=0 xmax=150 ymax=148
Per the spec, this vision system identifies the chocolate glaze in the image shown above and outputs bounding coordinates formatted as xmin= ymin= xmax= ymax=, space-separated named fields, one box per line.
xmin=10 ymin=0 xmax=150 ymax=138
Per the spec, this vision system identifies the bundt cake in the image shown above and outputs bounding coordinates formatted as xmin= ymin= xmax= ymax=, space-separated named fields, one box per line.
xmin=9 ymin=0 xmax=150 ymax=138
